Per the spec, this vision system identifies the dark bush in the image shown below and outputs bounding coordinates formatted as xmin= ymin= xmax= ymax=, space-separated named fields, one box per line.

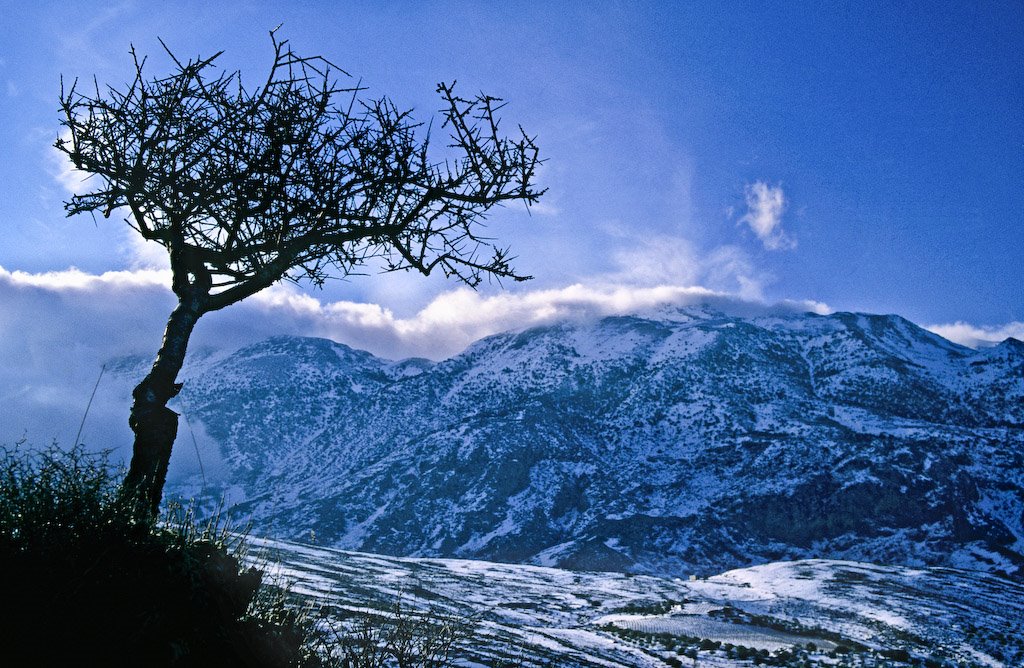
xmin=881 ymin=648 xmax=911 ymax=662
xmin=0 ymin=445 xmax=321 ymax=667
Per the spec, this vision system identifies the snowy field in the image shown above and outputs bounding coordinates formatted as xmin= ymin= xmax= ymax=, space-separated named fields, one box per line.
xmin=248 ymin=536 xmax=1024 ymax=667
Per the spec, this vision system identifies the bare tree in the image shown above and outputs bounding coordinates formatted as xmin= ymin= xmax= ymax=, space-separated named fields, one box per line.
xmin=56 ymin=31 xmax=543 ymax=515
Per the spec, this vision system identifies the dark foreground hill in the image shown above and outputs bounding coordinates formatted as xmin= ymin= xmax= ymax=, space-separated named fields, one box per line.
xmin=107 ymin=305 xmax=1024 ymax=578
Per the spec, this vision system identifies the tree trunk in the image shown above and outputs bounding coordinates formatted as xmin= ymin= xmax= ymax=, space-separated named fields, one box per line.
xmin=123 ymin=296 xmax=202 ymax=516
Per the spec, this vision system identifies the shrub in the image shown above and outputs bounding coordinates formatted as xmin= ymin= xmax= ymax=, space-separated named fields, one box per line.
xmin=0 ymin=445 xmax=320 ymax=667
xmin=881 ymin=648 xmax=911 ymax=662
xmin=324 ymin=597 xmax=468 ymax=667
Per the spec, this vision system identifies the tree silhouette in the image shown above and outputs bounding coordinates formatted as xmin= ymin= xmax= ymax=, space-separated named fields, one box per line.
xmin=57 ymin=32 xmax=543 ymax=515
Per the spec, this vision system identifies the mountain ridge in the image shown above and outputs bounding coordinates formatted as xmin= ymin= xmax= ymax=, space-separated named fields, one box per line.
xmin=110 ymin=305 xmax=1024 ymax=578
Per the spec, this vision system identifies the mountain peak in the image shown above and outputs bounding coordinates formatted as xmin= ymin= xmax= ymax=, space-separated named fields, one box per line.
xmin=999 ymin=336 xmax=1024 ymax=351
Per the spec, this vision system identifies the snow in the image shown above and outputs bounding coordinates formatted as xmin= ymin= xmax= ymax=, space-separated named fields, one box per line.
xmin=243 ymin=537 xmax=1024 ymax=667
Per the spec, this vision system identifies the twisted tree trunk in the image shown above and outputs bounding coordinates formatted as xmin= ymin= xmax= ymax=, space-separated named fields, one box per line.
xmin=123 ymin=294 xmax=203 ymax=516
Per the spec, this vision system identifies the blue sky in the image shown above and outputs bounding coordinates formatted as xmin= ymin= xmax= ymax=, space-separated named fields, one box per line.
xmin=4 ymin=2 xmax=1023 ymax=321
xmin=2 ymin=2 xmax=1023 ymax=444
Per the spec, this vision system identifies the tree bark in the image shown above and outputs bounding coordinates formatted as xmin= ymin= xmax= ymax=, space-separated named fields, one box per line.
xmin=123 ymin=295 xmax=202 ymax=516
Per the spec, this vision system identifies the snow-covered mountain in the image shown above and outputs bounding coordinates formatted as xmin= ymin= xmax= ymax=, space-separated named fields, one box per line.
xmin=115 ymin=305 xmax=1023 ymax=578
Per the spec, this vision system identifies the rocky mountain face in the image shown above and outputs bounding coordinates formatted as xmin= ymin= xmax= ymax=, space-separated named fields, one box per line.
xmin=137 ymin=306 xmax=1023 ymax=578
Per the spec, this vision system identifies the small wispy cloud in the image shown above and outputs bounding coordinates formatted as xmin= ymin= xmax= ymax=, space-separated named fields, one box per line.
xmin=739 ymin=181 xmax=795 ymax=251
xmin=49 ymin=129 xmax=93 ymax=194
xmin=926 ymin=321 xmax=1024 ymax=348
xmin=600 ymin=226 xmax=771 ymax=302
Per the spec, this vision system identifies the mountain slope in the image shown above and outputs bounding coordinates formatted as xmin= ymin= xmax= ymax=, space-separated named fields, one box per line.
xmin=131 ymin=306 xmax=1024 ymax=578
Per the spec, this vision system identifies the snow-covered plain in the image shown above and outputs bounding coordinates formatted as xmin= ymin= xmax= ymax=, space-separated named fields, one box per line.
xmin=250 ymin=537 xmax=1024 ymax=667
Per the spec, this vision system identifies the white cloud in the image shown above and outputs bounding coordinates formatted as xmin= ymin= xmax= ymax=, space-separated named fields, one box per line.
xmin=0 ymin=263 xmax=826 ymax=372
xmin=701 ymin=246 xmax=766 ymax=302
xmin=739 ymin=181 xmax=795 ymax=251
xmin=604 ymin=231 xmax=771 ymax=303
xmin=0 ymin=262 xmax=833 ymax=457
xmin=526 ymin=199 xmax=561 ymax=217
xmin=0 ymin=265 xmax=176 ymax=456
xmin=50 ymin=129 xmax=94 ymax=195
xmin=1 ymin=265 xmax=170 ymax=290
xmin=123 ymin=233 xmax=172 ymax=271
xmin=925 ymin=321 xmax=1024 ymax=349
xmin=607 ymin=234 xmax=703 ymax=286
xmin=242 ymin=280 xmax=735 ymax=360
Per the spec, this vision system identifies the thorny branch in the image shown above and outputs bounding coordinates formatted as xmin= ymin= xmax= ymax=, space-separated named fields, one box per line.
xmin=56 ymin=30 xmax=544 ymax=316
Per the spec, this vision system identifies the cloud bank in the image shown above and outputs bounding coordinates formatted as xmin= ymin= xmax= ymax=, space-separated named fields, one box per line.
xmin=8 ymin=261 xmax=1018 ymax=467
xmin=925 ymin=321 xmax=1024 ymax=348
xmin=0 ymin=263 xmax=832 ymax=455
